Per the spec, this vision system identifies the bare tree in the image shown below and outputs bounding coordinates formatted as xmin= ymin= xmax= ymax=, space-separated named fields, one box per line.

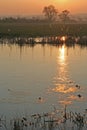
xmin=43 ymin=5 xmax=58 ymax=21
xmin=59 ymin=10 xmax=70 ymax=23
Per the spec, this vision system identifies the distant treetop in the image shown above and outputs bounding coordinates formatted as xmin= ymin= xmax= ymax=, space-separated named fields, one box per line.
xmin=43 ymin=5 xmax=58 ymax=21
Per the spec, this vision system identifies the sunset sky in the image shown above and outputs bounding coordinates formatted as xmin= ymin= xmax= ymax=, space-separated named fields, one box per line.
xmin=0 ymin=0 xmax=87 ymax=16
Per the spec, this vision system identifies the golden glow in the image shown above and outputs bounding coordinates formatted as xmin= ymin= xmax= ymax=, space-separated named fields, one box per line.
xmin=58 ymin=45 xmax=67 ymax=83
xmin=51 ymin=44 xmax=79 ymax=106
xmin=59 ymin=100 xmax=72 ymax=105
xmin=59 ymin=45 xmax=65 ymax=62
xmin=52 ymin=85 xmax=77 ymax=94
xmin=61 ymin=36 xmax=66 ymax=42
xmin=68 ymin=95 xmax=80 ymax=100
xmin=0 ymin=0 xmax=87 ymax=15
xmin=68 ymin=95 xmax=84 ymax=101
xmin=57 ymin=0 xmax=68 ymax=3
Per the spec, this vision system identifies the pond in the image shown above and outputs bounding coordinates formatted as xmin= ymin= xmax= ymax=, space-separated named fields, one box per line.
xmin=0 ymin=39 xmax=87 ymax=120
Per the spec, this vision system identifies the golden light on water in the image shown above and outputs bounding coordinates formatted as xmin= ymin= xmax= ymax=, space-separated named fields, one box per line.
xmin=51 ymin=44 xmax=79 ymax=106
xmin=56 ymin=44 xmax=68 ymax=89
xmin=59 ymin=100 xmax=72 ymax=105
xmin=60 ymin=36 xmax=66 ymax=42
xmin=59 ymin=44 xmax=65 ymax=63
xmin=52 ymin=84 xmax=77 ymax=94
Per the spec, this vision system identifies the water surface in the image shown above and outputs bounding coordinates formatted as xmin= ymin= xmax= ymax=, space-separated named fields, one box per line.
xmin=0 ymin=42 xmax=87 ymax=117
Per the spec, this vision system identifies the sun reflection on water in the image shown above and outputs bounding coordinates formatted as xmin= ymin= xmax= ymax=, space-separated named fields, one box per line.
xmin=51 ymin=44 xmax=81 ymax=106
xmin=60 ymin=36 xmax=66 ymax=43
xmin=59 ymin=44 xmax=65 ymax=63
xmin=52 ymin=84 xmax=77 ymax=94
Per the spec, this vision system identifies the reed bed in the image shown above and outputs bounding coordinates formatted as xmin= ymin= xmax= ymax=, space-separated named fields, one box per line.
xmin=0 ymin=107 xmax=87 ymax=130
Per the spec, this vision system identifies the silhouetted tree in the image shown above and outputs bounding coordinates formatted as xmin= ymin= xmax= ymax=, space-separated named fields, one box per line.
xmin=43 ymin=5 xmax=58 ymax=21
xmin=59 ymin=10 xmax=70 ymax=23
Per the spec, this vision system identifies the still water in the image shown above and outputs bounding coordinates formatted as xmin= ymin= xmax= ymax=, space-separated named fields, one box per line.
xmin=0 ymin=42 xmax=87 ymax=118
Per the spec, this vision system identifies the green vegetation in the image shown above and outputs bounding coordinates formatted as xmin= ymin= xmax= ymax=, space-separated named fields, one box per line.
xmin=0 ymin=22 xmax=87 ymax=37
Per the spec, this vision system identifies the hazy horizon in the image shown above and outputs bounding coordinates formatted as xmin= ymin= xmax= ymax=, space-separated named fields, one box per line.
xmin=0 ymin=0 xmax=87 ymax=16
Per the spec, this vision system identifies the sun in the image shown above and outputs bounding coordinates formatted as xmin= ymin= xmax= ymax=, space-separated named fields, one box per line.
xmin=55 ymin=0 xmax=68 ymax=4
xmin=60 ymin=0 xmax=67 ymax=2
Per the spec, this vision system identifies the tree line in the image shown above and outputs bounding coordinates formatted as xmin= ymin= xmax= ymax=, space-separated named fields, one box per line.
xmin=43 ymin=5 xmax=70 ymax=22
xmin=0 ymin=5 xmax=85 ymax=23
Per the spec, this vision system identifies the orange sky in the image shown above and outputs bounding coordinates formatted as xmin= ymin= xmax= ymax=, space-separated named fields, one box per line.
xmin=0 ymin=0 xmax=87 ymax=16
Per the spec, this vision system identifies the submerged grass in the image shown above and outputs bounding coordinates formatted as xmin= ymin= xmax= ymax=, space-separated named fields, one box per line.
xmin=0 ymin=22 xmax=87 ymax=37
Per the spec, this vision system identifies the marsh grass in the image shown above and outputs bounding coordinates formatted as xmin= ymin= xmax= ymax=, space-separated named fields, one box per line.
xmin=0 ymin=109 xmax=87 ymax=130
xmin=0 ymin=22 xmax=87 ymax=37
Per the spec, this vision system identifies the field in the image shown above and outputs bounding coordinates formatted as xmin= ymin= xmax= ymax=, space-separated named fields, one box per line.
xmin=0 ymin=22 xmax=87 ymax=37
